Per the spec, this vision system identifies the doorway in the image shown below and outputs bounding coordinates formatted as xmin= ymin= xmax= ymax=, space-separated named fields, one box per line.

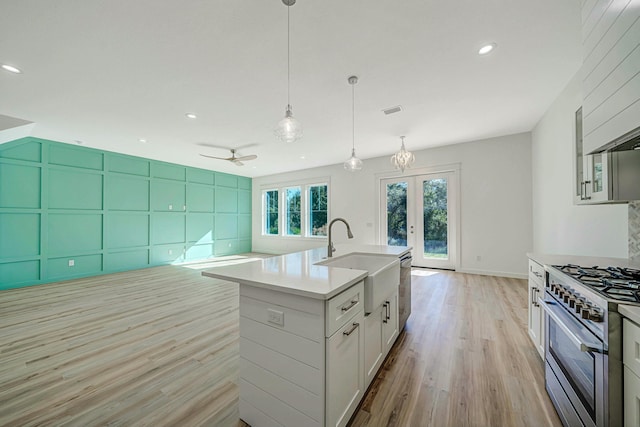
xmin=380 ymin=170 xmax=458 ymax=270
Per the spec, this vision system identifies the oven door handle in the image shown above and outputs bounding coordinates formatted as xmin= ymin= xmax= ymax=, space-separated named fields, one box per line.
xmin=539 ymin=298 xmax=606 ymax=355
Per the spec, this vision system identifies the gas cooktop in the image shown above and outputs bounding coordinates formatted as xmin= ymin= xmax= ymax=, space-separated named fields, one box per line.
xmin=553 ymin=264 xmax=640 ymax=303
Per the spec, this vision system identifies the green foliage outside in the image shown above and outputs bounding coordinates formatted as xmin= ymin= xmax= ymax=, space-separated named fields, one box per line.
xmin=265 ymin=190 xmax=278 ymax=235
xmin=286 ymin=188 xmax=301 ymax=235
xmin=423 ymin=179 xmax=448 ymax=257
xmin=309 ymin=185 xmax=328 ymax=236
xmin=386 ymin=183 xmax=408 ymax=246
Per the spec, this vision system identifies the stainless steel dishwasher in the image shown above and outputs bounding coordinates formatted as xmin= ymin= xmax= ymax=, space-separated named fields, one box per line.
xmin=398 ymin=253 xmax=412 ymax=331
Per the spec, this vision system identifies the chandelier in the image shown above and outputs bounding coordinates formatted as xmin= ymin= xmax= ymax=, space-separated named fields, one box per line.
xmin=390 ymin=136 xmax=415 ymax=173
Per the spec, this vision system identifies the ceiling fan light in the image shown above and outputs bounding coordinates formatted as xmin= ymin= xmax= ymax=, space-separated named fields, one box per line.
xmin=391 ymin=136 xmax=415 ymax=173
xmin=274 ymin=105 xmax=303 ymax=143
xmin=344 ymin=148 xmax=363 ymax=172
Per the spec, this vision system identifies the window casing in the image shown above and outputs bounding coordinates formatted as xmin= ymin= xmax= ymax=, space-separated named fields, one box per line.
xmin=262 ymin=182 xmax=329 ymax=238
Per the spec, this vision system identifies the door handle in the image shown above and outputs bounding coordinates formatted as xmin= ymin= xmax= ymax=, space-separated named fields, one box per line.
xmin=539 ymin=298 xmax=605 ymax=354
xmin=343 ymin=322 xmax=359 ymax=336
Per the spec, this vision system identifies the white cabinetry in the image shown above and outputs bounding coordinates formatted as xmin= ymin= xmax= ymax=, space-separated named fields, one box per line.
xmin=574 ymin=107 xmax=610 ymax=204
xmin=623 ymin=317 xmax=640 ymax=427
xmin=238 ymin=281 xmax=381 ymax=427
xmin=528 ymin=259 xmax=544 ymax=358
xmin=326 ymin=311 xmax=364 ymax=427
xmin=363 ymin=289 xmax=398 ymax=389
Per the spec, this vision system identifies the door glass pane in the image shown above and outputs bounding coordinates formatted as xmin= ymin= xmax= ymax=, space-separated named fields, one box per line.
xmin=285 ymin=187 xmax=301 ymax=236
xmin=423 ymin=179 xmax=448 ymax=258
xmin=386 ymin=182 xmax=407 ymax=246
xmin=592 ymin=154 xmax=603 ymax=193
xmin=264 ymin=190 xmax=279 ymax=235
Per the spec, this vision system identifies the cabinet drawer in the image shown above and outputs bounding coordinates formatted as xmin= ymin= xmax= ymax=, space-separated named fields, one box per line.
xmin=624 ymin=318 xmax=640 ymax=378
xmin=326 ymin=281 xmax=364 ymax=337
xmin=529 ymin=260 xmax=545 ymax=283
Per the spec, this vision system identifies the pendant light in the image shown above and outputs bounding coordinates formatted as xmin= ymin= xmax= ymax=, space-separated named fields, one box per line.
xmin=344 ymin=75 xmax=363 ymax=172
xmin=390 ymin=136 xmax=415 ymax=173
xmin=274 ymin=0 xmax=303 ymax=143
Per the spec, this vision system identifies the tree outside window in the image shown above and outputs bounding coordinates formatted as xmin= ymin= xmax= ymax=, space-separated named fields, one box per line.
xmin=285 ymin=187 xmax=301 ymax=236
xmin=309 ymin=184 xmax=328 ymax=236
xmin=264 ymin=190 xmax=279 ymax=235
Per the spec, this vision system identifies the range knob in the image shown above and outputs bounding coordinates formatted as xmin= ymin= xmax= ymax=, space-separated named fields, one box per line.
xmin=589 ymin=308 xmax=604 ymax=323
xmin=563 ymin=293 xmax=572 ymax=304
xmin=575 ymin=298 xmax=586 ymax=314
xmin=581 ymin=303 xmax=593 ymax=320
xmin=569 ymin=293 xmax=579 ymax=308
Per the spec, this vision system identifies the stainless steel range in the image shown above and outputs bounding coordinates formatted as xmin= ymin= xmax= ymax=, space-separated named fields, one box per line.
xmin=539 ymin=264 xmax=640 ymax=427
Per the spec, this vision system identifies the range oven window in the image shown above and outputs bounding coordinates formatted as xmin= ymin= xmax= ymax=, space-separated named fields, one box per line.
xmin=549 ymin=316 xmax=596 ymax=418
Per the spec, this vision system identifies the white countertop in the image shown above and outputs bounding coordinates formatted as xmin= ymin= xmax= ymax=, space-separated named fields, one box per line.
xmin=619 ymin=304 xmax=640 ymax=325
xmin=201 ymin=244 xmax=412 ymax=300
xmin=527 ymin=252 xmax=640 ymax=269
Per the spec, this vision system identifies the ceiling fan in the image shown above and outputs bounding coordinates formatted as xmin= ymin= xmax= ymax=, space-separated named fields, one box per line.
xmin=199 ymin=149 xmax=257 ymax=166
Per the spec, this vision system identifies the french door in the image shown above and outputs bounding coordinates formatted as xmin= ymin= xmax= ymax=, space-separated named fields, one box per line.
xmin=380 ymin=171 xmax=457 ymax=270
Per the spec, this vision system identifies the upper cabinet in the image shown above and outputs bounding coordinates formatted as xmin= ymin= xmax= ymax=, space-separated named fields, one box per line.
xmin=581 ymin=0 xmax=640 ymax=154
xmin=575 ymin=107 xmax=611 ymax=204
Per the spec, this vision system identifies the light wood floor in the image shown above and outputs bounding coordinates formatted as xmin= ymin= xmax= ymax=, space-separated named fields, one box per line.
xmin=0 ymin=264 xmax=561 ymax=427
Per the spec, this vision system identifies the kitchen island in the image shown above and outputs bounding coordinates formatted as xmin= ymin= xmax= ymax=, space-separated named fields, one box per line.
xmin=202 ymin=244 xmax=410 ymax=427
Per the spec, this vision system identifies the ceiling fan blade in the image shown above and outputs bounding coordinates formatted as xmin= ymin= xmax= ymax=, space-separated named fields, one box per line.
xmin=200 ymin=154 xmax=232 ymax=161
xmin=234 ymin=161 xmax=244 ymax=166
xmin=235 ymin=154 xmax=257 ymax=161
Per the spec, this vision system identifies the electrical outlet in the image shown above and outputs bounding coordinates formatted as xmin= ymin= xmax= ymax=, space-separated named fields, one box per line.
xmin=267 ymin=308 xmax=284 ymax=327
xmin=168 ymin=249 xmax=173 ymax=255
xmin=68 ymin=259 xmax=75 ymax=267
xmin=476 ymin=255 xmax=482 ymax=262
xmin=168 ymin=204 xmax=173 ymax=210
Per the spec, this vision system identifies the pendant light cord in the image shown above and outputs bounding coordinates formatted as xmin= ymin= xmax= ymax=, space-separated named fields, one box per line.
xmin=352 ymin=82 xmax=355 ymax=151
xmin=287 ymin=4 xmax=291 ymax=107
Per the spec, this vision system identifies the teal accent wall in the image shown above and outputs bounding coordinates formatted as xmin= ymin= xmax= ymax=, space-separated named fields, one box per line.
xmin=0 ymin=137 xmax=252 ymax=290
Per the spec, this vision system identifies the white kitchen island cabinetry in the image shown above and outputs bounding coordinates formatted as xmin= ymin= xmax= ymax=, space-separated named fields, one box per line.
xmin=202 ymin=245 xmax=409 ymax=427
xmin=364 ymin=289 xmax=398 ymax=389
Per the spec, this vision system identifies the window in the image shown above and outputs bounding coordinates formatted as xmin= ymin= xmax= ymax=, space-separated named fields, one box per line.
xmin=285 ymin=187 xmax=301 ymax=236
xmin=264 ymin=189 xmax=279 ymax=235
xmin=309 ymin=184 xmax=328 ymax=236
xmin=262 ymin=181 xmax=329 ymax=238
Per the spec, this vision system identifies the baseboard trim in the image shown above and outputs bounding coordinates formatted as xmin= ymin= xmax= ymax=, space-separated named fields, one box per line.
xmin=455 ymin=268 xmax=528 ymax=280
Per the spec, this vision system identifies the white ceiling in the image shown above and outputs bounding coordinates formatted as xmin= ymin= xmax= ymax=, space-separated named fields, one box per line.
xmin=0 ymin=0 xmax=582 ymax=177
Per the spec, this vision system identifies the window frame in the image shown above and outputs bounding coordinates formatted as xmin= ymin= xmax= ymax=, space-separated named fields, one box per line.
xmin=260 ymin=178 xmax=330 ymax=239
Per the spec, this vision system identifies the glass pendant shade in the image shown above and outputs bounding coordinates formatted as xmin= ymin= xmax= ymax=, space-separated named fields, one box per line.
xmin=344 ymin=148 xmax=363 ymax=171
xmin=275 ymin=105 xmax=303 ymax=143
xmin=391 ymin=137 xmax=415 ymax=173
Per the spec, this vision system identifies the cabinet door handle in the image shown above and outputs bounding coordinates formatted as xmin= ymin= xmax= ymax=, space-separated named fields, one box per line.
xmin=383 ymin=302 xmax=388 ymax=323
xmin=580 ymin=181 xmax=585 ymax=200
xmin=343 ymin=322 xmax=359 ymax=336
xmin=386 ymin=301 xmax=391 ymax=320
xmin=533 ymin=271 xmax=543 ymax=279
xmin=584 ymin=180 xmax=591 ymax=200
xmin=341 ymin=299 xmax=358 ymax=313
xmin=532 ymin=288 xmax=540 ymax=307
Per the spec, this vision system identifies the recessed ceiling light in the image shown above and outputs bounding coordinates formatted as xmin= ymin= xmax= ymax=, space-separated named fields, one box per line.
xmin=185 ymin=113 xmax=197 ymax=119
xmin=139 ymin=138 xmax=147 ymax=143
xmin=2 ymin=64 xmax=21 ymax=73
xmin=478 ymin=43 xmax=497 ymax=55
xmin=300 ymin=155 xmax=306 ymax=159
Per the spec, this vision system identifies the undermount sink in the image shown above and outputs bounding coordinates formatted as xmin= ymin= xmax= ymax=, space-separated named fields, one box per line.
xmin=316 ymin=253 xmax=400 ymax=313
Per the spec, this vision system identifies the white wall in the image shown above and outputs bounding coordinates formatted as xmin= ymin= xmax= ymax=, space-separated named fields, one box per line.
xmin=253 ymin=133 xmax=534 ymax=278
xmin=531 ymin=72 xmax=628 ymax=257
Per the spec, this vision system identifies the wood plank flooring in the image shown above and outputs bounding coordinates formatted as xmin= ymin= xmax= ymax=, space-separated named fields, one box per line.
xmin=0 ymin=263 xmax=561 ymax=427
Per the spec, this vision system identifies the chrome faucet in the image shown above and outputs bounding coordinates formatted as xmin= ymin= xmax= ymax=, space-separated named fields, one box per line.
xmin=327 ymin=218 xmax=354 ymax=257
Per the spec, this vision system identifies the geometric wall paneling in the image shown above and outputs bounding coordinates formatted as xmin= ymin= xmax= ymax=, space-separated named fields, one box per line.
xmin=215 ymin=187 xmax=237 ymax=213
xmin=47 ymin=254 xmax=102 ymax=280
xmin=239 ymin=239 xmax=251 ymax=253
xmin=151 ymin=213 xmax=186 ymax=245
xmin=107 ymin=154 xmax=150 ymax=176
xmin=48 ymin=168 xmax=103 ymax=210
xmin=215 ymin=214 xmax=238 ymax=240
xmin=185 ymin=243 xmax=214 ymax=261
xmin=238 ymin=190 xmax=251 ymax=214
xmin=105 ymin=249 xmax=149 ymax=272
xmin=0 ymin=138 xmax=42 ymax=162
xmin=238 ymin=176 xmax=251 ymax=190
xmin=151 ymin=180 xmax=186 ymax=212
xmin=0 ymin=137 xmax=251 ymax=290
xmin=49 ymin=144 xmax=103 ymax=170
xmin=0 ymin=163 xmax=41 ymax=209
xmin=0 ymin=260 xmax=40 ymax=289
xmin=216 ymin=172 xmax=238 ymax=188
xmin=187 ymin=183 xmax=214 ymax=213
xmin=238 ymin=214 xmax=252 ymax=239
xmin=151 ymin=244 xmax=185 ymax=264
xmin=106 ymin=174 xmax=149 ymax=211
xmin=0 ymin=213 xmax=40 ymax=260
xmin=215 ymin=239 xmax=238 ymax=256
xmin=187 ymin=168 xmax=214 ymax=185
xmin=47 ymin=213 xmax=103 ymax=256
xmin=106 ymin=213 xmax=149 ymax=249
xmin=152 ymin=162 xmax=186 ymax=181
xmin=186 ymin=213 xmax=214 ymax=243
